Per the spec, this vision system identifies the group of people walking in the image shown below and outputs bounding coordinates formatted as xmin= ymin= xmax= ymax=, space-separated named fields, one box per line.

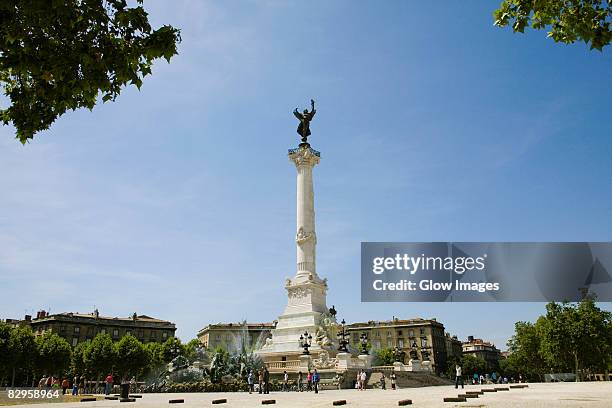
xmin=376 ymin=372 xmax=397 ymax=390
xmin=246 ymin=368 xmax=321 ymax=394
xmin=455 ymin=363 xmax=521 ymax=389
xmin=37 ymin=375 xmax=86 ymax=395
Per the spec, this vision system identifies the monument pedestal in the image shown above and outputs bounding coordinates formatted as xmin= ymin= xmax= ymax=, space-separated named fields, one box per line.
xmin=257 ymin=144 xmax=337 ymax=369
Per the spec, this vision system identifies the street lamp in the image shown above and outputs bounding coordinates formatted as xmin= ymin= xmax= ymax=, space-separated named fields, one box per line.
xmin=359 ymin=333 xmax=369 ymax=355
xmin=170 ymin=343 xmax=181 ymax=360
xmin=337 ymin=319 xmax=349 ymax=353
xmin=299 ymin=331 xmax=313 ymax=355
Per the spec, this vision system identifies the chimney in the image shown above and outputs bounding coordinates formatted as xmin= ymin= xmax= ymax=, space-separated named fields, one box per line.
xmin=24 ymin=314 xmax=32 ymax=322
xmin=467 ymin=335 xmax=474 ymax=342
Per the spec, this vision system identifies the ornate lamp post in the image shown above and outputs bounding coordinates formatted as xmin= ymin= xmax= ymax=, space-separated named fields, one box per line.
xmin=299 ymin=331 xmax=313 ymax=355
xmin=169 ymin=342 xmax=181 ymax=360
xmin=337 ymin=319 xmax=349 ymax=353
xmin=359 ymin=333 xmax=369 ymax=355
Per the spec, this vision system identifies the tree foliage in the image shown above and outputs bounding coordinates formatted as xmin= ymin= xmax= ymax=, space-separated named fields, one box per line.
xmin=71 ymin=341 xmax=89 ymax=376
xmin=0 ymin=0 xmax=181 ymax=143
xmin=504 ymin=297 xmax=612 ymax=381
xmin=8 ymin=326 xmax=37 ymax=386
xmin=161 ymin=336 xmax=186 ymax=363
xmin=114 ymin=334 xmax=148 ymax=381
xmin=459 ymin=354 xmax=488 ymax=377
xmin=183 ymin=339 xmax=202 ymax=361
xmin=143 ymin=341 xmax=164 ymax=376
xmin=0 ymin=323 xmax=11 ymax=380
xmin=35 ymin=332 xmax=71 ymax=376
xmin=83 ymin=333 xmax=117 ymax=377
xmin=506 ymin=321 xmax=546 ymax=381
xmin=494 ymin=0 xmax=611 ymax=50
xmin=373 ymin=347 xmax=395 ymax=366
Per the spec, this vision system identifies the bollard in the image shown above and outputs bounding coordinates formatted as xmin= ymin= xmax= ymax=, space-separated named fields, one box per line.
xmin=212 ymin=399 xmax=227 ymax=404
xmin=398 ymin=399 xmax=412 ymax=406
xmin=120 ymin=383 xmax=130 ymax=399
xmin=332 ymin=400 xmax=347 ymax=406
xmin=443 ymin=397 xmax=466 ymax=402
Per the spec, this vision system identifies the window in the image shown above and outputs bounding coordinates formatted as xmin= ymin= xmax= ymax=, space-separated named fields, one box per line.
xmin=113 ymin=329 xmax=119 ymax=338
xmin=74 ymin=327 xmax=80 ymax=334
xmin=375 ymin=341 xmax=381 ymax=349
xmin=421 ymin=338 xmax=427 ymax=348
xmin=387 ymin=340 xmax=393 ymax=347
xmin=397 ymin=330 xmax=402 ymax=336
xmin=162 ymin=332 xmax=168 ymax=339
xmin=420 ymin=329 xmax=424 ymax=335
xmin=126 ymin=330 xmax=132 ymax=336
xmin=398 ymin=339 xmax=404 ymax=348
xmin=100 ymin=328 xmax=106 ymax=334
xmin=409 ymin=330 xmax=414 ymax=337
xmin=387 ymin=331 xmax=392 ymax=337
xmin=215 ymin=334 xmax=221 ymax=341
xmin=72 ymin=337 xmax=78 ymax=347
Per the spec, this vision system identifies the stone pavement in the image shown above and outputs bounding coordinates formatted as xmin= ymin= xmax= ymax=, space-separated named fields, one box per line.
xmin=3 ymin=382 xmax=612 ymax=407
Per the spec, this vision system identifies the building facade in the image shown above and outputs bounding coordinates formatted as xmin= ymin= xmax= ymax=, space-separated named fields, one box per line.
xmin=197 ymin=322 xmax=275 ymax=353
xmin=346 ymin=318 xmax=450 ymax=375
xmin=445 ymin=332 xmax=463 ymax=363
xmin=22 ymin=310 xmax=176 ymax=346
xmin=462 ymin=335 xmax=501 ymax=369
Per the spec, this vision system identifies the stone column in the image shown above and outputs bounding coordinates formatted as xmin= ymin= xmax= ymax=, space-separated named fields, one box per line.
xmin=288 ymin=144 xmax=320 ymax=283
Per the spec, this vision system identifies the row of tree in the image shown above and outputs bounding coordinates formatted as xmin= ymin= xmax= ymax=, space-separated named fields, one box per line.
xmin=502 ymin=298 xmax=612 ymax=382
xmin=0 ymin=323 xmax=199 ymax=387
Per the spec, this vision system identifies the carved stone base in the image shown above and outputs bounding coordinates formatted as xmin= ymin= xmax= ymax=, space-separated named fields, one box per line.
xmin=257 ymin=278 xmax=334 ymax=359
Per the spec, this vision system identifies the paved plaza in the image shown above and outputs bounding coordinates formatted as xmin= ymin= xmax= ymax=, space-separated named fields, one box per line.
xmin=2 ymin=383 xmax=612 ymax=408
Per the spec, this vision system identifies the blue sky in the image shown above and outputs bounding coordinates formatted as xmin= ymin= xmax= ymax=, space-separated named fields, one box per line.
xmin=1 ymin=1 xmax=611 ymax=350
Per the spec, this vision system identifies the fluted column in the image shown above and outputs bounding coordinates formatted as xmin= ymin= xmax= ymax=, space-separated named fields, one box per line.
xmin=288 ymin=145 xmax=320 ymax=283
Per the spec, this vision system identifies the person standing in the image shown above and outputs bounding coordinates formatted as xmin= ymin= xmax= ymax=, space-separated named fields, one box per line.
xmin=258 ymin=370 xmax=264 ymax=394
xmin=455 ymin=364 xmax=464 ymax=389
xmin=297 ymin=371 xmax=303 ymax=392
xmin=390 ymin=372 xmax=397 ymax=390
xmin=379 ymin=373 xmax=386 ymax=390
xmin=312 ymin=369 xmax=320 ymax=394
xmin=360 ymin=370 xmax=367 ymax=391
xmin=61 ymin=378 xmax=69 ymax=395
xmin=247 ymin=370 xmax=255 ymax=394
xmin=307 ymin=371 xmax=312 ymax=391
xmin=72 ymin=376 xmax=78 ymax=396
xmin=282 ymin=371 xmax=289 ymax=392
xmin=263 ymin=368 xmax=270 ymax=394
xmin=104 ymin=373 xmax=113 ymax=395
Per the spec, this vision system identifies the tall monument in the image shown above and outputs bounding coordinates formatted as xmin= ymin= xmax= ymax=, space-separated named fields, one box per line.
xmin=258 ymin=100 xmax=336 ymax=362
